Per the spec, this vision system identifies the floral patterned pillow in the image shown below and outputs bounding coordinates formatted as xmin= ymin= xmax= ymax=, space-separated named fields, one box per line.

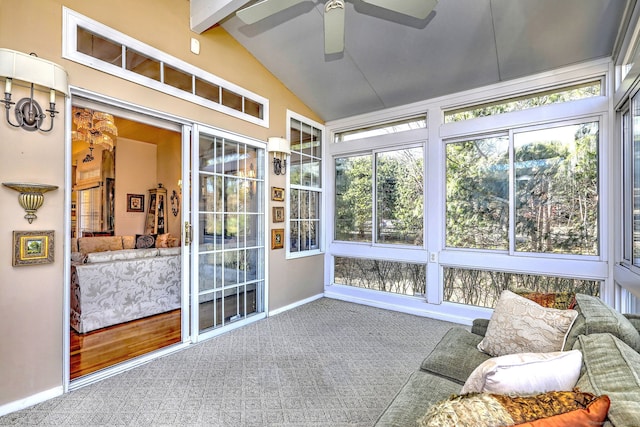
xmin=478 ymin=290 xmax=578 ymax=357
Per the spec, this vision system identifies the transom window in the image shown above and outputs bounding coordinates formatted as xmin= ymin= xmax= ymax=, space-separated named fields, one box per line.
xmin=444 ymin=81 xmax=602 ymax=123
xmin=63 ymin=7 xmax=268 ymax=127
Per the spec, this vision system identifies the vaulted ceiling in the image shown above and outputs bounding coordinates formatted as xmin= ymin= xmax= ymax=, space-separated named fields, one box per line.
xmin=191 ymin=0 xmax=632 ymax=122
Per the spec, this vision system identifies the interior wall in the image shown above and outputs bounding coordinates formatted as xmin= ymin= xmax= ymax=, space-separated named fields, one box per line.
xmin=0 ymin=83 xmax=66 ymax=407
xmin=156 ymin=138 xmax=182 ymax=239
xmin=114 ymin=139 xmax=158 ymax=236
xmin=0 ymin=0 xmax=325 ymax=410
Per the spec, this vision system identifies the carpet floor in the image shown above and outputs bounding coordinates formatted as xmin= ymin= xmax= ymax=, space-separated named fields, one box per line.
xmin=0 ymin=298 xmax=458 ymax=426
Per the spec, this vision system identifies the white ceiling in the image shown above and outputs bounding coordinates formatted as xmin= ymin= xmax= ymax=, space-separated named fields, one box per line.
xmin=192 ymin=0 xmax=631 ymax=122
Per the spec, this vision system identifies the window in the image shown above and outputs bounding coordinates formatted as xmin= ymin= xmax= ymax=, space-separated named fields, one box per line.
xmin=444 ymin=267 xmax=600 ymax=308
xmin=288 ymin=113 xmax=323 ymax=255
xmin=63 ymin=7 xmax=268 ymax=127
xmin=334 ymin=116 xmax=426 ymax=142
xmin=334 ymin=257 xmax=426 ymax=296
xmin=78 ymin=187 xmax=102 ymax=234
xmin=620 ymin=95 xmax=640 ymax=270
xmin=446 ymin=135 xmax=509 ymax=250
xmin=335 ymin=146 xmax=424 ymax=246
xmin=444 ymin=81 xmax=602 ymax=123
xmin=446 ymin=121 xmax=599 ymax=256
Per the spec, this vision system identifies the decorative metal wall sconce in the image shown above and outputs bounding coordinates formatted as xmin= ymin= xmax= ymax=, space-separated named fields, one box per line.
xmin=3 ymin=182 xmax=59 ymax=223
xmin=267 ymin=137 xmax=291 ymax=175
xmin=0 ymin=48 xmax=69 ymax=132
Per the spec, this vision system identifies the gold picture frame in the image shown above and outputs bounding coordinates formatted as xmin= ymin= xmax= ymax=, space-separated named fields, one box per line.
xmin=13 ymin=230 xmax=55 ymax=266
xmin=271 ymin=228 xmax=284 ymax=249
xmin=271 ymin=186 xmax=285 ymax=201
xmin=273 ymin=206 xmax=285 ymax=223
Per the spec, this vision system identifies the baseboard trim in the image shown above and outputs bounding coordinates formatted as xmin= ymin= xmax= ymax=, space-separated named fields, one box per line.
xmin=323 ymin=286 xmax=490 ymax=326
xmin=268 ymin=293 xmax=324 ymax=316
xmin=0 ymin=386 xmax=63 ymax=417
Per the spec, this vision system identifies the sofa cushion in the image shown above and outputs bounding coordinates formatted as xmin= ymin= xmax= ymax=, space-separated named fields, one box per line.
xmin=478 ymin=290 xmax=578 ymax=357
xmin=625 ymin=313 xmax=640 ymax=333
xmin=374 ymin=371 xmax=461 ymax=427
xmin=461 ymin=350 xmax=582 ymax=395
xmin=135 ymin=234 xmax=157 ymax=249
xmin=574 ymin=333 xmax=640 ymax=427
xmin=155 ymin=233 xmax=171 ymax=248
xmin=420 ymin=327 xmax=491 ymax=384
xmin=86 ymin=248 xmax=159 ymax=263
xmin=78 ymin=236 xmax=123 ymax=254
xmin=570 ymin=294 xmax=640 ymax=353
xmin=122 ymin=235 xmax=136 ymax=249
xmin=510 ymin=395 xmax=610 ymax=427
xmin=418 ymin=390 xmax=602 ymax=427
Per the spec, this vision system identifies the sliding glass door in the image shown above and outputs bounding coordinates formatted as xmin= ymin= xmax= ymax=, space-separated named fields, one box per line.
xmin=191 ymin=126 xmax=267 ymax=340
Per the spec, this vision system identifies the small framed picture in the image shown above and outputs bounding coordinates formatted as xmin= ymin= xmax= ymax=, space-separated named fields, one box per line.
xmin=273 ymin=206 xmax=285 ymax=223
xmin=271 ymin=228 xmax=284 ymax=250
xmin=13 ymin=230 xmax=55 ymax=266
xmin=271 ymin=186 xmax=285 ymax=201
xmin=127 ymin=194 xmax=145 ymax=212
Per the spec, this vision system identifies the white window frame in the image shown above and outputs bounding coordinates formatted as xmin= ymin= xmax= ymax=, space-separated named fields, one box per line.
xmin=325 ymin=59 xmax=613 ymax=324
xmin=62 ymin=7 xmax=269 ymax=128
xmin=286 ymin=110 xmax=325 ymax=259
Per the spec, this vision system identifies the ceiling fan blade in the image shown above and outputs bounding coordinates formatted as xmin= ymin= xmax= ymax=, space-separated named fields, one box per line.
xmin=361 ymin=0 xmax=437 ymax=19
xmin=324 ymin=0 xmax=346 ymax=54
xmin=236 ymin=0 xmax=306 ymax=25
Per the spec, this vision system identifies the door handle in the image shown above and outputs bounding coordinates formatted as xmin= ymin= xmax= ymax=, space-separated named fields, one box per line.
xmin=184 ymin=221 xmax=192 ymax=245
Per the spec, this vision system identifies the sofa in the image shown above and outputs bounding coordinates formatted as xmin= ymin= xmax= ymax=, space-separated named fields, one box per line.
xmin=375 ymin=292 xmax=640 ymax=426
xmin=70 ymin=234 xmax=181 ymax=333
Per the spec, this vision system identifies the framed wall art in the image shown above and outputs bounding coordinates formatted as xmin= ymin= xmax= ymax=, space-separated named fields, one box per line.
xmin=271 ymin=228 xmax=284 ymax=249
xmin=271 ymin=186 xmax=285 ymax=201
xmin=273 ymin=206 xmax=285 ymax=223
xmin=127 ymin=194 xmax=145 ymax=212
xmin=13 ymin=230 xmax=55 ymax=266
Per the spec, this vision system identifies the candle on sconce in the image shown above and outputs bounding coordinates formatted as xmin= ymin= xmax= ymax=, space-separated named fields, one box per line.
xmin=4 ymin=78 xmax=11 ymax=94
xmin=49 ymin=89 xmax=56 ymax=104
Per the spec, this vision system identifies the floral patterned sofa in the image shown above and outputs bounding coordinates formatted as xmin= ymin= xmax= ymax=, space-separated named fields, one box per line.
xmin=70 ymin=235 xmax=181 ymax=333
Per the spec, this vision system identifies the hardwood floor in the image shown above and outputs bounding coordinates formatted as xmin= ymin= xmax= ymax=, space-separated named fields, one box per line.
xmin=70 ymin=290 xmax=258 ymax=379
xmin=70 ymin=309 xmax=182 ymax=380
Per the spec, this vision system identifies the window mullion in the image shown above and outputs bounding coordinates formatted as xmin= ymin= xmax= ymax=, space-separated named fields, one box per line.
xmin=508 ymin=131 xmax=516 ymax=255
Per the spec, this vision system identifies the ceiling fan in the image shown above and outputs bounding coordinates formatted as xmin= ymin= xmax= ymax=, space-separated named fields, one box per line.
xmin=236 ymin=0 xmax=438 ymax=54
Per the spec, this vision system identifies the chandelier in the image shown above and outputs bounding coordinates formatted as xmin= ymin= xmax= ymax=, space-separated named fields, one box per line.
xmin=72 ymin=107 xmax=118 ymax=163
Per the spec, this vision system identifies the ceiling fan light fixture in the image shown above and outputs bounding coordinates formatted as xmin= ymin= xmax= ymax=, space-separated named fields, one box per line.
xmin=324 ymin=0 xmax=345 ymax=54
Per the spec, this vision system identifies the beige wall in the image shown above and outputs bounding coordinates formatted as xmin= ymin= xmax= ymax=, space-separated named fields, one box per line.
xmin=0 ymin=0 xmax=324 ymax=408
xmin=114 ymin=139 xmax=158 ymax=236
xmin=156 ymin=138 xmax=182 ymax=238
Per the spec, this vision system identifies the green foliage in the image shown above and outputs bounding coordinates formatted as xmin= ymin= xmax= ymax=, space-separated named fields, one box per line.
xmin=335 ymin=148 xmax=424 ymax=244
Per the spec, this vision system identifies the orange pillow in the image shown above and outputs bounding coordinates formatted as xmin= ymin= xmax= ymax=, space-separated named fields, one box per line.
xmin=512 ymin=395 xmax=610 ymax=427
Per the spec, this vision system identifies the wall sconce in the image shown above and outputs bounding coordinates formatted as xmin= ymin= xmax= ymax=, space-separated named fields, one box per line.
xmin=3 ymin=182 xmax=59 ymax=223
xmin=267 ymin=137 xmax=291 ymax=175
xmin=0 ymin=48 xmax=69 ymax=132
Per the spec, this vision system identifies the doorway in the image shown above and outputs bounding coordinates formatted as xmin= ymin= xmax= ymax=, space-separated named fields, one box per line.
xmin=69 ymin=97 xmax=185 ymax=380
xmin=67 ymin=97 xmax=269 ymax=384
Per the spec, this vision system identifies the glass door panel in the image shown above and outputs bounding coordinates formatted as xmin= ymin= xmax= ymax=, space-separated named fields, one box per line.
xmin=193 ymin=128 xmax=265 ymax=337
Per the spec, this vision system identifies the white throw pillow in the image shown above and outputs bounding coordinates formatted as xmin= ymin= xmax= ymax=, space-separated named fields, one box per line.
xmin=477 ymin=290 xmax=578 ymax=357
xmin=461 ymin=349 xmax=582 ymax=395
